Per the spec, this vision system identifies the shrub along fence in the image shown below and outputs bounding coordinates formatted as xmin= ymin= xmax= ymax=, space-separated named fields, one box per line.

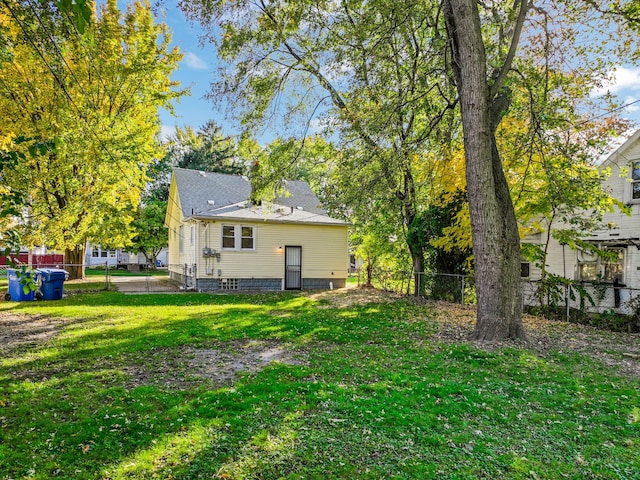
xmin=355 ymin=268 xmax=640 ymax=332
xmin=355 ymin=269 xmax=476 ymax=304
xmin=522 ymin=279 xmax=640 ymax=332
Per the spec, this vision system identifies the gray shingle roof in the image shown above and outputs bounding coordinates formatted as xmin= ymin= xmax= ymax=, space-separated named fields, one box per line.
xmin=172 ymin=167 xmax=346 ymax=226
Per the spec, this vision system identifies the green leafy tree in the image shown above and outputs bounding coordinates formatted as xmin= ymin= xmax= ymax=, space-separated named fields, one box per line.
xmin=180 ymin=0 xmax=457 ymax=293
xmin=130 ymin=199 xmax=168 ymax=268
xmin=0 ymin=0 xmax=183 ymax=279
xmin=184 ymin=0 xmax=637 ymax=340
xmin=441 ymin=0 xmax=636 ymax=340
xmin=167 ymin=120 xmax=244 ymax=175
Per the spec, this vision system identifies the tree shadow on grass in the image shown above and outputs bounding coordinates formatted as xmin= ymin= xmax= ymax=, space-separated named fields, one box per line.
xmin=0 ymin=291 xmax=417 ymax=478
xmin=5 ymin=292 xmax=637 ymax=478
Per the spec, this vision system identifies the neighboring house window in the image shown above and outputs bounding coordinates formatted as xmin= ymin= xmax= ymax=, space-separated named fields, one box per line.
xmin=578 ymin=262 xmax=598 ymax=282
xmin=578 ymin=248 xmax=625 ymax=282
xmin=222 ymin=225 xmax=256 ymax=250
xmin=109 ymin=251 xmax=116 ymax=258
xmin=633 ymin=161 xmax=640 ymax=200
xmin=520 ymin=262 xmax=530 ymax=278
xmin=603 ymin=249 xmax=625 ymax=282
xmin=101 ymin=250 xmax=107 ymax=258
xmin=92 ymin=248 xmax=99 ymax=257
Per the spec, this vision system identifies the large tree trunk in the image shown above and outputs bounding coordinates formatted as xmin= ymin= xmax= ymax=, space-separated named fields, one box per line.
xmin=444 ymin=0 xmax=526 ymax=341
xmin=64 ymin=245 xmax=85 ymax=280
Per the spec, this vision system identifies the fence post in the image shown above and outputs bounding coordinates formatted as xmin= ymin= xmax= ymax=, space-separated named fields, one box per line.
xmin=183 ymin=263 xmax=188 ymax=291
xmin=146 ymin=264 xmax=150 ymax=293
xmin=105 ymin=262 xmax=110 ymax=290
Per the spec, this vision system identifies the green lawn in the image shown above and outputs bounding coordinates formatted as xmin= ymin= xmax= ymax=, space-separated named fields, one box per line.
xmin=85 ymin=268 xmax=169 ymax=277
xmin=0 ymin=290 xmax=638 ymax=479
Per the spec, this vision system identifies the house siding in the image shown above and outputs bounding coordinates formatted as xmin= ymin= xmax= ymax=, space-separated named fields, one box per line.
xmin=166 ymin=180 xmax=183 ymax=272
xmin=523 ymin=133 xmax=640 ymax=290
xmin=193 ymin=221 xmax=348 ymax=290
xmin=165 ymin=169 xmax=349 ymax=291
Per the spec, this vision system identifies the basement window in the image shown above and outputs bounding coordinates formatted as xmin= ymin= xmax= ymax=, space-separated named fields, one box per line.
xmin=218 ymin=278 xmax=239 ymax=290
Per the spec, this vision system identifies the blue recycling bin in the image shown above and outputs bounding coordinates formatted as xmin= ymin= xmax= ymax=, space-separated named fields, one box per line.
xmin=36 ymin=268 xmax=68 ymax=300
xmin=6 ymin=268 xmax=35 ymax=301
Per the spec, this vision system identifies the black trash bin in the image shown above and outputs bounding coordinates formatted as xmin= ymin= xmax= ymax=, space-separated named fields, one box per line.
xmin=36 ymin=268 xmax=68 ymax=300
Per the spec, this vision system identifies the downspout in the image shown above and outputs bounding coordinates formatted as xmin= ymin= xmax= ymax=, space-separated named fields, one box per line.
xmin=194 ymin=221 xmax=200 ymax=291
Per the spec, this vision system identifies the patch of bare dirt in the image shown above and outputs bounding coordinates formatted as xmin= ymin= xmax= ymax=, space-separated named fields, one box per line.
xmin=122 ymin=340 xmax=307 ymax=389
xmin=310 ymin=286 xmax=403 ymax=309
xmin=426 ymin=300 xmax=640 ymax=378
xmin=0 ymin=311 xmax=70 ymax=355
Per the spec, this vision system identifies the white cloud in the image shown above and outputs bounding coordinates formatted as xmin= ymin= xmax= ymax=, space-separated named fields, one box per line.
xmin=183 ymin=52 xmax=208 ymax=70
xmin=592 ymin=66 xmax=640 ymax=97
xmin=624 ymin=96 xmax=640 ymax=112
xmin=159 ymin=125 xmax=176 ymax=141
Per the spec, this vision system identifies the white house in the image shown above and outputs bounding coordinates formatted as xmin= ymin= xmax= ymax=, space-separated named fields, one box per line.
xmin=165 ymin=168 xmax=349 ymax=291
xmin=85 ymin=244 xmax=168 ymax=268
xmin=522 ymin=131 xmax=640 ymax=313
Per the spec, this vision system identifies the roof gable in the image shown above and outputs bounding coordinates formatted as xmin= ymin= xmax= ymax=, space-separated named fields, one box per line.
xmin=601 ymin=129 xmax=640 ymax=170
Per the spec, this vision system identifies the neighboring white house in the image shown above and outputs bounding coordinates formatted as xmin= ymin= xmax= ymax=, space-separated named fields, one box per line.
xmin=85 ymin=243 xmax=168 ymax=268
xmin=522 ymin=130 xmax=640 ymax=313
xmin=165 ymin=168 xmax=349 ymax=291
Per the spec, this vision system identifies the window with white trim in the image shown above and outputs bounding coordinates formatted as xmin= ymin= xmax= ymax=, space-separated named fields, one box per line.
xmin=633 ymin=161 xmax=640 ymax=200
xmin=222 ymin=225 xmax=235 ymax=248
xmin=578 ymin=247 xmax=625 ymax=282
xmin=221 ymin=225 xmax=255 ymax=250
xmin=241 ymin=226 xmax=254 ymax=249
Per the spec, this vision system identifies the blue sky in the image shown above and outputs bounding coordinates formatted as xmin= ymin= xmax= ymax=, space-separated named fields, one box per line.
xmin=156 ymin=4 xmax=226 ymax=139
xmin=156 ymin=3 xmax=640 ymax=143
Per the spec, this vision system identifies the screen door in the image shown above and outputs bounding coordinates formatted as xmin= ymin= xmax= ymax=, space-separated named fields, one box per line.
xmin=285 ymin=246 xmax=302 ymax=290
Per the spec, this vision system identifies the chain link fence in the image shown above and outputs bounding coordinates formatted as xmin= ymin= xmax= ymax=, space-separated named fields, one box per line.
xmin=522 ymin=279 xmax=640 ymax=331
xmin=354 ymin=267 xmax=640 ymax=332
xmin=166 ymin=263 xmax=197 ymax=291
xmin=354 ymin=268 xmax=476 ymax=304
xmin=2 ymin=262 xmax=179 ymax=294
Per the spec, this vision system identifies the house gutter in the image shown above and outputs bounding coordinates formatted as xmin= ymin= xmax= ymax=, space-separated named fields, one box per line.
xmin=185 ymin=214 xmax=350 ymax=228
